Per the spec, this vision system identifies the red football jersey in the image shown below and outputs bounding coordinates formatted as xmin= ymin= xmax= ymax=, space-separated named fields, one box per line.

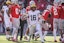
xmin=60 ymin=6 xmax=64 ymax=19
xmin=51 ymin=6 xmax=60 ymax=19
xmin=10 ymin=4 xmax=20 ymax=18
xmin=42 ymin=10 xmax=50 ymax=20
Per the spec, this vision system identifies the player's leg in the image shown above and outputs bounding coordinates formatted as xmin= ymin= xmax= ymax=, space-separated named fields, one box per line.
xmin=12 ymin=18 xmax=20 ymax=42
xmin=29 ymin=26 xmax=32 ymax=41
xmin=58 ymin=19 xmax=63 ymax=41
xmin=24 ymin=28 xmax=29 ymax=40
xmin=36 ymin=23 xmax=44 ymax=43
xmin=4 ymin=17 xmax=11 ymax=40
xmin=25 ymin=28 xmax=29 ymax=35
xmin=5 ymin=27 xmax=11 ymax=40
xmin=5 ymin=25 xmax=11 ymax=40
xmin=42 ymin=23 xmax=49 ymax=41
xmin=32 ymin=25 xmax=36 ymax=40
xmin=0 ymin=23 xmax=3 ymax=33
xmin=60 ymin=20 xmax=64 ymax=41
xmin=53 ymin=18 xmax=57 ymax=42
xmin=29 ymin=25 xmax=36 ymax=41
xmin=34 ymin=31 xmax=39 ymax=41
xmin=12 ymin=27 xmax=18 ymax=40
xmin=20 ymin=20 xmax=25 ymax=40
xmin=62 ymin=29 xmax=64 ymax=42
xmin=60 ymin=29 xmax=63 ymax=40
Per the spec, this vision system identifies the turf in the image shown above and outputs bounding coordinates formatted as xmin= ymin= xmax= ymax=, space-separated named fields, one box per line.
xmin=0 ymin=35 xmax=61 ymax=43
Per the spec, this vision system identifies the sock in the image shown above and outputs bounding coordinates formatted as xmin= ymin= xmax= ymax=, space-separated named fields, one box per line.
xmin=14 ymin=33 xmax=17 ymax=40
xmin=6 ymin=35 xmax=10 ymax=39
xmin=53 ymin=29 xmax=57 ymax=40
xmin=12 ymin=27 xmax=18 ymax=39
xmin=62 ymin=37 xmax=64 ymax=41
xmin=0 ymin=24 xmax=3 ymax=32
xmin=38 ymin=30 xmax=44 ymax=42
xmin=12 ymin=27 xmax=15 ymax=37
xmin=25 ymin=34 xmax=28 ymax=36
xmin=60 ymin=35 xmax=63 ymax=39
xmin=35 ymin=31 xmax=39 ymax=36
xmin=29 ymin=35 xmax=31 ymax=41
xmin=63 ymin=34 xmax=64 ymax=38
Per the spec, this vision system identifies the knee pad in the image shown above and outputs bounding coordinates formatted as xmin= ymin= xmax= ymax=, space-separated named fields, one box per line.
xmin=6 ymin=28 xmax=10 ymax=31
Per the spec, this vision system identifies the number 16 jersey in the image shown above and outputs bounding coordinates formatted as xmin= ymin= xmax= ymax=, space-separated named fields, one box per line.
xmin=28 ymin=10 xmax=40 ymax=25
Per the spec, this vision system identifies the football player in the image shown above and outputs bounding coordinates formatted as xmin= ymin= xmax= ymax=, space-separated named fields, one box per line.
xmin=51 ymin=0 xmax=61 ymax=42
xmin=27 ymin=3 xmax=44 ymax=43
xmin=60 ymin=0 xmax=64 ymax=42
xmin=24 ymin=0 xmax=36 ymax=40
xmin=41 ymin=5 xmax=52 ymax=41
xmin=1 ymin=0 xmax=11 ymax=40
xmin=9 ymin=0 xmax=20 ymax=42
xmin=34 ymin=5 xmax=52 ymax=41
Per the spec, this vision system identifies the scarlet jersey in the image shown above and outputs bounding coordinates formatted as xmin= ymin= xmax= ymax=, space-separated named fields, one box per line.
xmin=42 ymin=10 xmax=50 ymax=21
xmin=10 ymin=4 xmax=20 ymax=18
xmin=51 ymin=6 xmax=61 ymax=19
xmin=60 ymin=6 xmax=64 ymax=19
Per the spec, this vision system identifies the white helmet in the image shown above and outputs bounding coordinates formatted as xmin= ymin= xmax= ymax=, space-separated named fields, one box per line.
xmin=54 ymin=0 xmax=61 ymax=6
xmin=54 ymin=0 xmax=61 ymax=3
xmin=29 ymin=0 xmax=35 ymax=6
xmin=46 ymin=5 xmax=52 ymax=10
xmin=11 ymin=0 xmax=18 ymax=4
xmin=61 ymin=0 xmax=64 ymax=4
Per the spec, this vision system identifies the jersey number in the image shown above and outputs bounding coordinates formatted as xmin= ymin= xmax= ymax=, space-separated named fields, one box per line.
xmin=31 ymin=15 xmax=36 ymax=21
xmin=15 ymin=8 xmax=19 ymax=14
xmin=53 ymin=8 xmax=58 ymax=15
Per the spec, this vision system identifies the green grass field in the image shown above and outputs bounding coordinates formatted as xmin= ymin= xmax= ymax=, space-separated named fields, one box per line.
xmin=0 ymin=35 xmax=61 ymax=43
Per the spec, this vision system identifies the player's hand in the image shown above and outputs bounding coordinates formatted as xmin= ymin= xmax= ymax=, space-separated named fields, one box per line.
xmin=21 ymin=14 xmax=28 ymax=21
xmin=1 ymin=9 xmax=4 ymax=14
xmin=10 ymin=18 xmax=12 ymax=22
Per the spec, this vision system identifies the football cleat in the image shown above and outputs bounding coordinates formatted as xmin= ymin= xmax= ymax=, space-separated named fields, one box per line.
xmin=54 ymin=40 xmax=57 ymax=42
xmin=12 ymin=39 xmax=18 ymax=42
xmin=59 ymin=38 xmax=62 ymax=41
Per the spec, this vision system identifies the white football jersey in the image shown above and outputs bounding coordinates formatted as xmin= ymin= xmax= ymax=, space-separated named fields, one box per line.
xmin=2 ymin=6 xmax=9 ymax=14
xmin=2 ymin=6 xmax=9 ymax=18
xmin=28 ymin=10 xmax=40 ymax=25
xmin=2 ymin=6 xmax=11 ymax=28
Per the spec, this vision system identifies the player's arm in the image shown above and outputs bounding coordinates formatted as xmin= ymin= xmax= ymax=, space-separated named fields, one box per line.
xmin=41 ymin=10 xmax=50 ymax=23
xmin=21 ymin=13 xmax=28 ymax=21
xmin=7 ymin=8 xmax=10 ymax=17
xmin=7 ymin=5 xmax=12 ymax=17
xmin=38 ymin=10 xmax=42 ymax=19
xmin=38 ymin=11 xmax=45 ymax=24
xmin=26 ymin=12 xmax=30 ymax=25
xmin=1 ymin=6 xmax=4 ymax=14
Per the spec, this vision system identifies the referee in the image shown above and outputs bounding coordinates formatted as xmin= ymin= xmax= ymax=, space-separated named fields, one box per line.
xmin=19 ymin=2 xmax=27 ymax=40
